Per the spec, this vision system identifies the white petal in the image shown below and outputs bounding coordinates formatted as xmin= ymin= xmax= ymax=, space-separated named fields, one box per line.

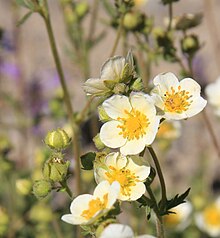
xmin=100 ymin=121 xmax=127 ymax=148
xmin=100 ymin=224 xmax=134 ymax=238
xmin=103 ymin=95 xmax=132 ymax=119
xmin=137 ymin=236 xmax=157 ymax=238
xmin=127 ymin=182 xmax=146 ymax=201
xmin=101 ymin=56 xmax=126 ymax=81
xmin=142 ymin=116 xmax=160 ymax=144
xmin=153 ymin=72 xmax=179 ymax=94
xmin=127 ymin=159 xmax=150 ymax=181
xmin=70 ymin=194 xmax=93 ymax=215
xmin=107 ymin=181 xmax=121 ymax=207
xmin=83 ymin=78 xmax=108 ymax=95
xmin=163 ymin=111 xmax=187 ymax=120
xmin=61 ymin=214 xmax=86 ymax=225
xmin=105 ymin=152 xmax=127 ymax=169
xmin=179 ymin=78 xmax=202 ymax=97
xmin=130 ymin=93 xmax=157 ymax=116
xmin=120 ymin=138 xmax=146 ymax=155
xmin=185 ymin=97 xmax=207 ymax=118
xmin=94 ymin=180 xmax=111 ymax=198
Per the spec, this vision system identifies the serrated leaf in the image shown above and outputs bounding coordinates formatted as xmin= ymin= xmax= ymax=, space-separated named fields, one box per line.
xmin=137 ymin=195 xmax=154 ymax=208
xmin=159 ymin=188 xmax=191 ymax=216
xmin=80 ymin=152 xmax=96 ymax=170
xmin=16 ymin=11 xmax=33 ymax=26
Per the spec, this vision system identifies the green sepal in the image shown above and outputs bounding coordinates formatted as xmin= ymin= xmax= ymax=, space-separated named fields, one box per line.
xmin=16 ymin=11 xmax=33 ymax=26
xmin=137 ymin=195 xmax=154 ymax=208
xmin=159 ymin=187 xmax=191 ymax=216
xmin=80 ymin=152 xmax=96 ymax=170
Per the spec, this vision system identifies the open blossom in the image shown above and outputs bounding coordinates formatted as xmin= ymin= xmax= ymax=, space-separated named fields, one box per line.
xmin=99 ymin=92 xmax=160 ymax=155
xmin=95 ymin=152 xmax=150 ymax=201
xmin=205 ymin=77 xmax=220 ymax=117
xmin=99 ymin=223 xmax=156 ymax=238
xmin=61 ymin=181 xmax=120 ymax=225
xmin=195 ymin=197 xmax=220 ymax=237
xmin=83 ymin=52 xmax=135 ymax=97
xmin=151 ymin=72 xmax=207 ymax=120
xmin=164 ymin=201 xmax=192 ymax=231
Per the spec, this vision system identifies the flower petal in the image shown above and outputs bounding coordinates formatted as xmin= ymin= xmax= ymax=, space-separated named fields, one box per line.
xmin=83 ymin=78 xmax=109 ymax=95
xmin=185 ymin=97 xmax=207 ymax=118
xmin=180 ymin=78 xmax=202 ymax=97
xmin=100 ymin=224 xmax=134 ymax=238
xmin=61 ymin=214 xmax=86 ymax=225
xmin=103 ymin=95 xmax=132 ymax=119
xmin=120 ymin=138 xmax=146 ymax=155
xmin=70 ymin=194 xmax=93 ymax=215
xmin=100 ymin=121 xmax=126 ymax=148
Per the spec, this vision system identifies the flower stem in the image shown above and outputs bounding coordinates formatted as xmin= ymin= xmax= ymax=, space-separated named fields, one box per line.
xmin=156 ymin=216 xmax=165 ymax=238
xmin=60 ymin=181 xmax=73 ymax=199
xmin=167 ymin=3 xmax=173 ymax=31
xmin=110 ymin=15 xmax=124 ymax=57
xmin=41 ymin=0 xmax=81 ymax=195
xmin=147 ymin=146 xmax=167 ymax=207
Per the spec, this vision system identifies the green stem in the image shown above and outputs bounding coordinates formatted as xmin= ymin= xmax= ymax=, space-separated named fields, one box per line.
xmin=147 ymin=146 xmax=167 ymax=206
xmin=110 ymin=15 xmax=124 ymax=57
xmin=41 ymin=0 xmax=81 ymax=195
xmin=60 ymin=181 xmax=73 ymax=199
xmin=156 ymin=216 xmax=165 ymax=238
xmin=167 ymin=3 xmax=173 ymax=31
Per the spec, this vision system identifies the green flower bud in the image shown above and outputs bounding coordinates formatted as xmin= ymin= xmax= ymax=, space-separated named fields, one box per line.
xmin=42 ymin=154 xmax=70 ymax=182
xmin=75 ymin=2 xmax=89 ymax=19
xmin=16 ymin=179 xmax=32 ymax=195
xmin=93 ymin=134 xmax=105 ymax=150
xmin=44 ymin=128 xmax=71 ymax=151
xmin=181 ymin=35 xmax=200 ymax=56
xmin=175 ymin=13 xmax=203 ymax=31
xmin=123 ymin=12 xmax=145 ymax=31
xmin=33 ymin=180 xmax=52 ymax=200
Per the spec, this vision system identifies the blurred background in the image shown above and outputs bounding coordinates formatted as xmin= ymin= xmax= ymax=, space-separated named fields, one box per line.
xmin=1 ymin=0 xmax=220 ymax=237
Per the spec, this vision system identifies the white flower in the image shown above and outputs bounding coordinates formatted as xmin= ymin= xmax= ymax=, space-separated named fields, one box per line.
xmin=205 ymin=77 xmax=220 ymax=117
xmin=83 ymin=53 xmax=134 ymax=96
xmin=195 ymin=197 xmax=220 ymax=237
xmin=99 ymin=223 xmax=156 ymax=238
xmin=163 ymin=201 xmax=192 ymax=230
xmin=95 ymin=152 xmax=150 ymax=201
xmin=99 ymin=92 xmax=160 ymax=155
xmin=151 ymin=72 xmax=207 ymax=120
xmin=61 ymin=181 xmax=120 ymax=225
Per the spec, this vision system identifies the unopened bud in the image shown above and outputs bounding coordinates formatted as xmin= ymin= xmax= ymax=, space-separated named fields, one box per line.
xmin=33 ymin=180 xmax=52 ymax=200
xmin=42 ymin=154 xmax=70 ymax=182
xmin=75 ymin=2 xmax=89 ymax=19
xmin=44 ymin=128 xmax=71 ymax=151
xmin=93 ymin=134 xmax=105 ymax=150
xmin=123 ymin=12 xmax=145 ymax=31
xmin=113 ymin=83 xmax=127 ymax=94
xmin=130 ymin=77 xmax=144 ymax=91
xmin=181 ymin=35 xmax=199 ymax=56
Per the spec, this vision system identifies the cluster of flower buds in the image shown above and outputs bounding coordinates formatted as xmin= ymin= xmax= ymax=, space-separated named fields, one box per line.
xmin=33 ymin=128 xmax=71 ymax=199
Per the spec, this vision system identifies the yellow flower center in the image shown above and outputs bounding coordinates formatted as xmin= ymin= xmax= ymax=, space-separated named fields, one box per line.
xmin=81 ymin=194 xmax=108 ymax=220
xmin=203 ymin=205 xmax=220 ymax=227
xmin=117 ymin=109 xmax=150 ymax=140
xmin=164 ymin=211 xmax=181 ymax=227
xmin=105 ymin=166 xmax=140 ymax=197
xmin=164 ymin=86 xmax=192 ymax=113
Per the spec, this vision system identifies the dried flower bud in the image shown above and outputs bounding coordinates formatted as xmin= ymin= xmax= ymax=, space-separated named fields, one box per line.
xmin=44 ymin=128 xmax=71 ymax=151
xmin=33 ymin=180 xmax=52 ymax=200
xmin=42 ymin=154 xmax=70 ymax=182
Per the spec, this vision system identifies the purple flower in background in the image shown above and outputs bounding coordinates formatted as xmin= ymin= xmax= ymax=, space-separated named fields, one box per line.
xmin=0 ymin=62 xmax=20 ymax=80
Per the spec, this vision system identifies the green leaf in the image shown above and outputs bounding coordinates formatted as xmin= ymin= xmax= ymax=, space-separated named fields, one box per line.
xmin=16 ymin=11 xmax=33 ymax=26
xmin=137 ymin=195 xmax=154 ymax=208
xmin=159 ymin=188 xmax=191 ymax=216
xmin=80 ymin=152 xmax=96 ymax=170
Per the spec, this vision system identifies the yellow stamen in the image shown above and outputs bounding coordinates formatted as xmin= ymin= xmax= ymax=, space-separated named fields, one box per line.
xmin=81 ymin=194 xmax=108 ymax=220
xmin=164 ymin=86 xmax=192 ymax=113
xmin=117 ymin=109 xmax=150 ymax=140
xmin=203 ymin=205 xmax=220 ymax=227
xmin=105 ymin=166 xmax=140 ymax=197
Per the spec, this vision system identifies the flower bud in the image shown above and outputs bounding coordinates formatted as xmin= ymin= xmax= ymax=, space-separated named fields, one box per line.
xmin=98 ymin=106 xmax=111 ymax=122
xmin=44 ymin=128 xmax=71 ymax=151
xmin=16 ymin=179 xmax=32 ymax=195
xmin=33 ymin=180 xmax=52 ymax=200
xmin=93 ymin=134 xmax=105 ymax=150
xmin=75 ymin=2 xmax=89 ymax=19
xmin=130 ymin=77 xmax=144 ymax=91
xmin=181 ymin=35 xmax=200 ymax=56
xmin=123 ymin=12 xmax=145 ymax=31
xmin=113 ymin=83 xmax=127 ymax=94
xmin=42 ymin=154 xmax=70 ymax=182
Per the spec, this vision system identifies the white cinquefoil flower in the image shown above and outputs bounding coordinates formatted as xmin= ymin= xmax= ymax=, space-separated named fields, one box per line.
xmin=83 ymin=52 xmax=135 ymax=96
xmin=95 ymin=152 xmax=150 ymax=201
xmin=99 ymin=92 xmax=160 ymax=155
xmin=195 ymin=197 xmax=220 ymax=237
xmin=151 ymin=72 xmax=207 ymax=120
xmin=99 ymin=223 xmax=156 ymax=238
xmin=61 ymin=181 xmax=120 ymax=225
xmin=205 ymin=77 xmax=220 ymax=117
